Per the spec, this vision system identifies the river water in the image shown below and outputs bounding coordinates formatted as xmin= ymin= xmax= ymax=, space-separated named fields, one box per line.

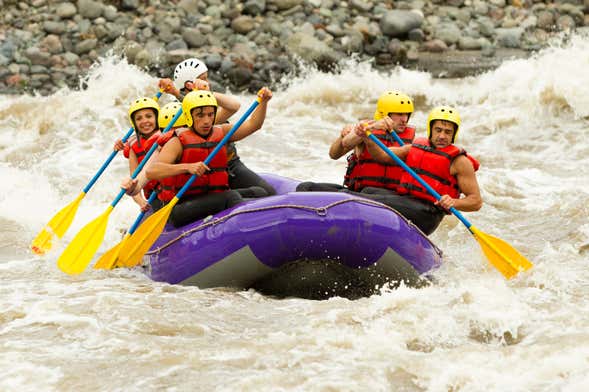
xmin=1 ymin=33 xmax=589 ymax=391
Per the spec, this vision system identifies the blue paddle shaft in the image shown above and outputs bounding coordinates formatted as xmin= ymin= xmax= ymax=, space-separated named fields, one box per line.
xmin=389 ymin=129 xmax=405 ymax=146
xmin=83 ymin=91 xmax=163 ymax=194
xmin=127 ymin=191 xmax=158 ymax=234
xmin=367 ymin=132 xmax=472 ymax=229
xmin=112 ymin=105 xmax=183 ymax=207
xmin=176 ymin=99 xmax=261 ymax=200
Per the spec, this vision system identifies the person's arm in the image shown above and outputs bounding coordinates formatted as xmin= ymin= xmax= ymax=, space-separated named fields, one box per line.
xmin=437 ymin=155 xmax=483 ymax=212
xmin=158 ymin=78 xmax=181 ymax=99
xmin=363 ymin=133 xmax=410 ymax=164
xmin=113 ymin=139 xmax=124 ymax=151
xmin=329 ymin=125 xmax=355 ymax=159
xmin=213 ymin=92 xmax=241 ymax=124
xmin=146 ymin=137 xmax=209 ymax=180
xmin=228 ymin=87 xmax=272 ymax=141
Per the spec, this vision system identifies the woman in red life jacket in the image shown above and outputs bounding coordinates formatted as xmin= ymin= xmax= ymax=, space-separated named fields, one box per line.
xmin=356 ymin=106 xmax=482 ymax=235
xmin=122 ymin=97 xmax=161 ymax=212
xmin=296 ymin=90 xmax=416 ymax=192
xmin=142 ymin=88 xmax=273 ymax=228
xmin=120 ymin=101 xmax=196 ymax=209
xmin=158 ymin=58 xmax=276 ymax=197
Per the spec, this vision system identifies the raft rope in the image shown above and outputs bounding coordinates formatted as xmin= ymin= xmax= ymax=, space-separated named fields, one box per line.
xmin=145 ymin=197 xmax=443 ymax=256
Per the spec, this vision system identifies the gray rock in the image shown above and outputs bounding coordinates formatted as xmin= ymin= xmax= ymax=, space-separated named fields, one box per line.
xmin=179 ymin=0 xmax=200 ymax=14
xmin=227 ymin=66 xmax=253 ymax=87
xmin=364 ymin=36 xmax=389 ymax=55
xmin=74 ymin=38 xmax=98 ymax=54
xmin=40 ymin=35 xmax=63 ymax=54
xmin=77 ymin=0 xmax=103 ymax=19
xmin=458 ymin=36 xmax=483 ymax=50
xmin=340 ymin=29 xmax=364 ymax=53
xmin=244 ymin=0 xmax=266 ymax=15
xmin=475 ymin=17 xmax=496 ymax=37
xmin=43 ymin=21 xmax=66 ymax=34
xmin=435 ymin=23 xmax=462 ymax=45
xmin=25 ymin=47 xmax=52 ymax=66
xmin=30 ymin=65 xmax=49 ymax=74
xmin=205 ymin=53 xmax=223 ymax=70
xmin=156 ymin=24 xmax=176 ymax=43
xmin=231 ymin=15 xmax=257 ymax=34
xmin=106 ymin=23 xmax=125 ymax=41
xmin=408 ymin=28 xmax=424 ymax=42
xmin=422 ymin=38 xmax=448 ymax=52
xmin=121 ymin=0 xmax=139 ymax=11
xmin=165 ymin=38 xmax=188 ymax=51
xmin=388 ymin=38 xmax=407 ymax=59
xmin=182 ymin=28 xmax=208 ymax=47
xmin=350 ymin=0 xmax=373 ymax=12
xmin=380 ymin=10 xmax=424 ymax=37
xmin=0 ymin=54 xmax=9 ymax=66
xmin=220 ymin=59 xmax=235 ymax=74
xmin=271 ymin=0 xmax=304 ymax=11
xmin=472 ymin=0 xmax=489 ymax=15
xmin=495 ymin=27 xmax=524 ymax=48
xmin=0 ymin=39 xmax=17 ymax=59
xmin=556 ymin=14 xmax=576 ymax=30
xmin=77 ymin=19 xmax=92 ymax=35
xmin=122 ymin=42 xmax=142 ymax=63
xmin=93 ymin=25 xmax=109 ymax=40
xmin=134 ymin=49 xmax=152 ymax=67
xmin=63 ymin=52 xmax=79 ymax=65
xmin=232 ymin=42 xmax=258 ymax=63
xmin=286 ymin=31 xmax=339 ymax=69
xmin=325 ymin=23 xmax=345 ymax=37
xmin=103 ymin=5 xmax=118 ymax=21
xmin=198 ymin=24 xmax=214 ymax=35
xmin=205 ymin=5 xmax=222 ymax=18
xmin=56 ymin=3 xmax=77 ymax=19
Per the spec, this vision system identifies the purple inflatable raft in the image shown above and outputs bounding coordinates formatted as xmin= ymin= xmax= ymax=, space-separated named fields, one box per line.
xmin=140 ymin=174 xmax=443 ymax=299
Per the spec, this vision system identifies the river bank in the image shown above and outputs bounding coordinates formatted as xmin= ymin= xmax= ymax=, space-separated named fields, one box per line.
xmin=1 ymin=0 xmax=587 ymax=95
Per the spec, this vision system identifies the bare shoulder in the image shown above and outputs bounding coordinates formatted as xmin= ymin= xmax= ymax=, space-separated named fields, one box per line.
xmin=452 ymin=154 xmax=475 ymax=175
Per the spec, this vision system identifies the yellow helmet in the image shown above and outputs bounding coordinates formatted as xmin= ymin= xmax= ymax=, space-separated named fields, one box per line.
xmin=373 ymin=90 xmax=414 ymax=120
xmin=158 ymin=102 xmax=187 ymax=129
xmin=427 ymin=106 xmax=461 ymax=142
xmin=128 ymin=97 xmax=159 ymax=128
xmin=182 ymin=90 xmax=218 ymax=127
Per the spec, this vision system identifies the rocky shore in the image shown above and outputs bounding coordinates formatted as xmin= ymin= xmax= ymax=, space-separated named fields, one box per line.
xmin=1 ymin=0 xmax=588 ymax=95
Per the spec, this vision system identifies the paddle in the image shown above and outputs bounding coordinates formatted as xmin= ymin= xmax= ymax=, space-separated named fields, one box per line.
xmin=93 ymin=191 xmax=158 ymax=270
xmin=116 ymin=96 xmax=263 ymax=269
xmin=56 ymin=106 xmax=184 ymax=275
xmin=30 ymin=91 xmax=164 ymax=255
xmin=365 ymin=131 xmax=533 ymax=279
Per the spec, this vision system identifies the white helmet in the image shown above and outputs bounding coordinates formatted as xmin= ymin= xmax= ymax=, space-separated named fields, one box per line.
xmin=173 ymin=58 xmax=208 ymax=91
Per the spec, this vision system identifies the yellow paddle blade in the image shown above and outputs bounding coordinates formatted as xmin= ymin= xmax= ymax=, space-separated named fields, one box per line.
xmin=93 ymin=233 xmax=130 ymax=270
xmin=118 ymin=199 xmax=177 ymax=268
xmin=31 ymin=192 xmax=86 ymax=255
xmin=470 ymin=226 xmax=533 ymax=279
xmin=57 ymin=206 xmax=114 ymax=275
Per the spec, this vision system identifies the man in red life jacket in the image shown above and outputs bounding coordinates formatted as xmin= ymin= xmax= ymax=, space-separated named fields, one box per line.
xmin=158 ymin=57 xmax=276 ymax=196
xmin=296 ymin=90 xmax=416 ymax=192
xmin=356 ymin=105 xmax=482 ymax=235
xmin=131 ymin=88 xmax=273 ymax=228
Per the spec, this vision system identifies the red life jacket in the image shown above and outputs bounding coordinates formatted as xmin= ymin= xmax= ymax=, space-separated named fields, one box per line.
xmin=157 ymin=126 xmax=229 ymax=202
xmin=397 ymin=137 xmax=479 ymax=205
xmin=123 ymin=131 xmax=161 ymax=198
xmin=346 ymin=126 xmax=415 ymax=191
